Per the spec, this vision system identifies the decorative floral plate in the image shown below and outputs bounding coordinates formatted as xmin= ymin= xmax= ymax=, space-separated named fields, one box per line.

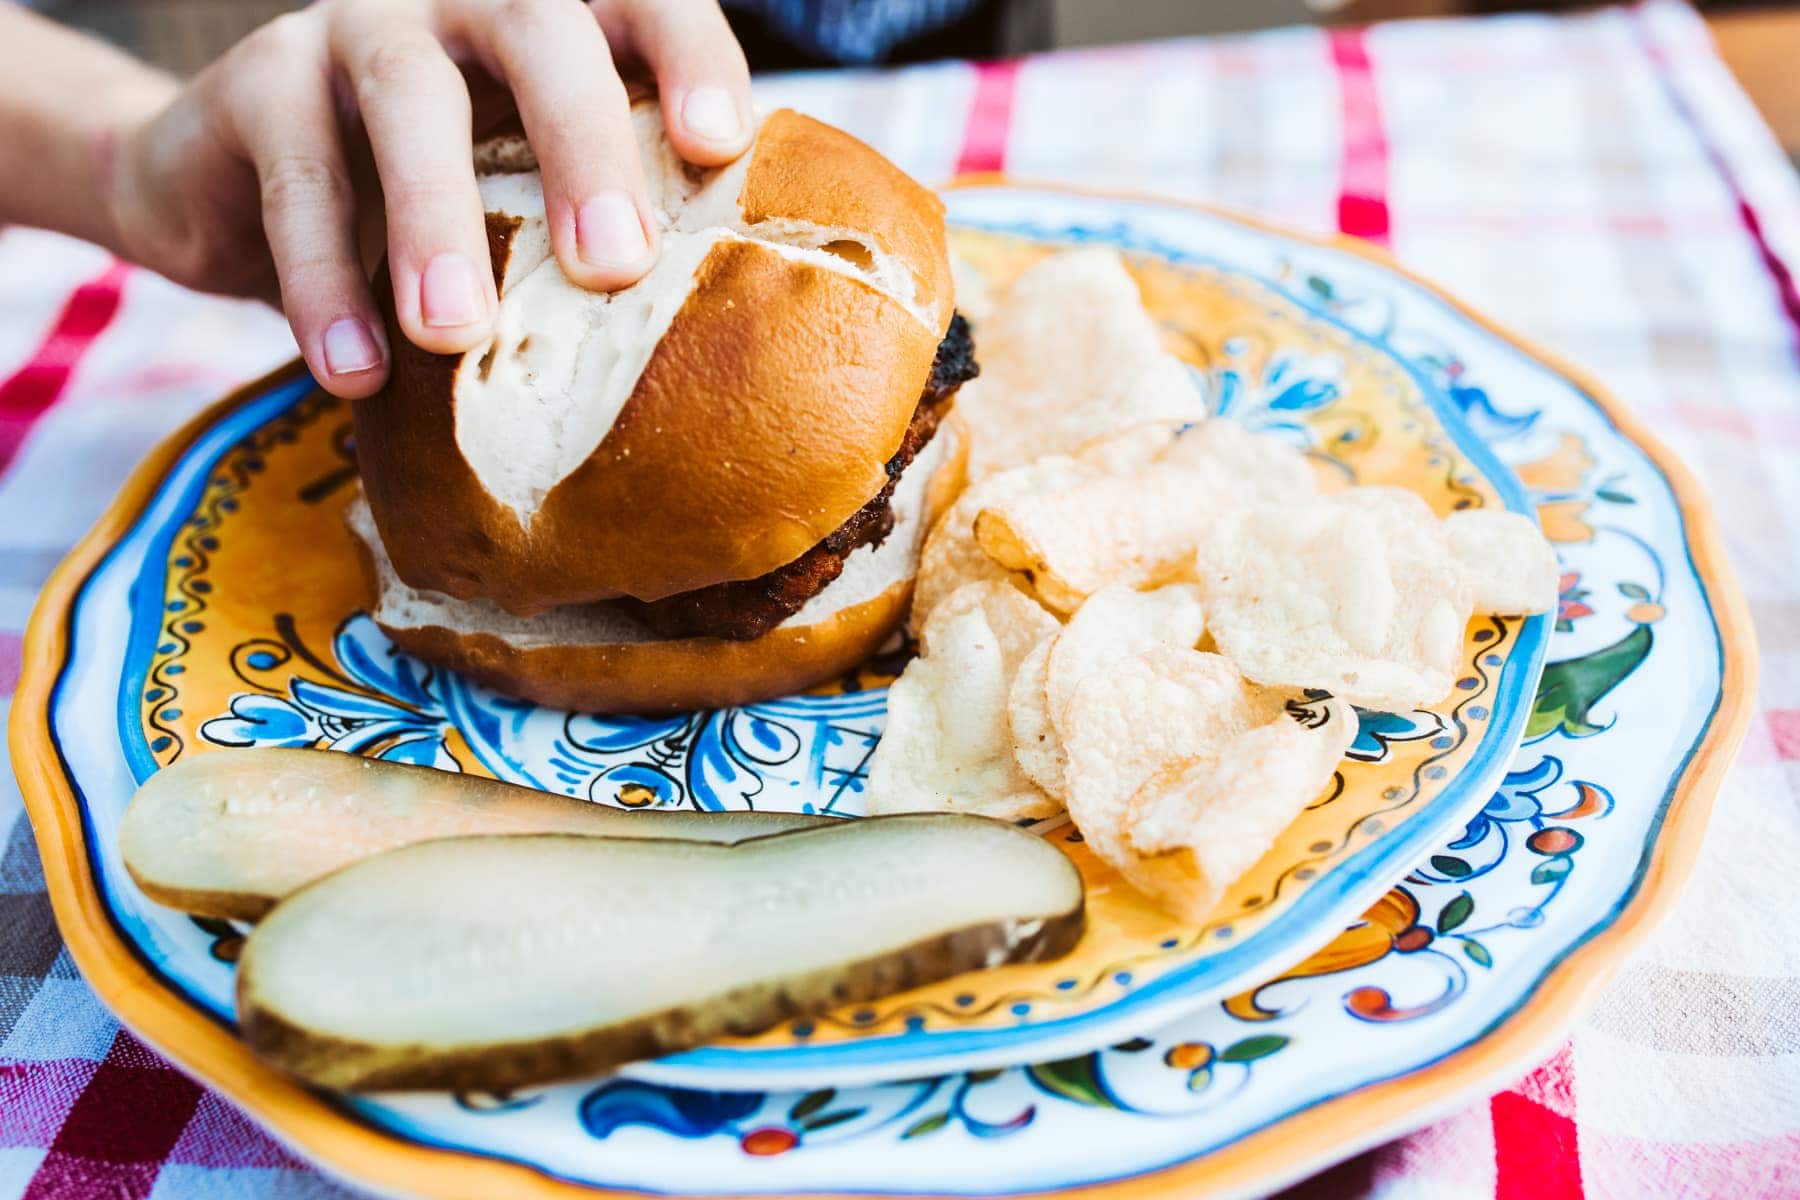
xmin=28 ymin=204 xmax=1545 ymax=1093
xmin=12 ymin=184 xmax=1751 ymax=1199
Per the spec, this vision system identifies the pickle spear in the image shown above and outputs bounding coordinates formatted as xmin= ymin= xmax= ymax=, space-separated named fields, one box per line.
xmin=121 ymin=748 xmax=827 ymax=921
xmin=237 ymin=816 xmax=1085 ymax=1091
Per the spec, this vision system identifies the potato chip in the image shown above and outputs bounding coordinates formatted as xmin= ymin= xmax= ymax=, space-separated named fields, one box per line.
xmin=1060 ymin=648 xmax=1298 ymax=876
xmin=863 ymin=585 xmax=1057 ymax=822
xmin=1006 ymin=637 xmax=1066 ymax=800
xmin=972 ymin=476 xmax=1171 ymax=612
xmin=1190 ymin=488 xmax=1463 ymax=711
xmin=921 ymin=579 xmax=1060 ymax=667
xmin=1191 ymin=487 xmax=1554 ymax=712
xmin=956 ymin=249 xmax=1207 ymax=479
xmin=912 ymin=456 xmax=1088 ymax=630
xmin=1154 ymin=419 xmax=1320 ymax=500
xmin=1124 ymin=694 xmax=1357 ymax=921
xmin=1069 ymin=420 xmax=1191 ymax=475
xmin=1059 ymin=647 xmax=1354 ymax=919
xmin=1443 ymin=509 xmax=1561 ymax=615
xmin=976 ymin=421 xmax=1318 ymax=612
xmin=876 ymin=315 xmax=1559 ymax=920
xmin=1046 ymin=584 xmax=1207 ymax=748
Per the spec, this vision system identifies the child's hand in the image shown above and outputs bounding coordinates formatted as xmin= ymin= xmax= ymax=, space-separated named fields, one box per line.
xmin=106 ymin=0 xmax=751 ymax=398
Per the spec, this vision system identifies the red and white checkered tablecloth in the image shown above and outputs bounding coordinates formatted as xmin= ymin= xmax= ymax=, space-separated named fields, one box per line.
xmin=3 ymin=2 xmax=1795 ymax=1196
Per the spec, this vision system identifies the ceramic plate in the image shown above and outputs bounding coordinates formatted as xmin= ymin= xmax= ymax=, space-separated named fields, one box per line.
xmin=25 ymin=202 xmax=1546 ymax=1092
xmin=13 ymin=184 xmax=1750 ymax=1199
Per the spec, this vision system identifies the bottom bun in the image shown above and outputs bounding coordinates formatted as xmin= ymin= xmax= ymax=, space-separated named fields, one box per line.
xmin=350 ymin=418 xmax=967 ymax=714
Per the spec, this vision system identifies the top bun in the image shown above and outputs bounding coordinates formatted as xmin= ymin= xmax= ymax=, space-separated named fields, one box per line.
xmin=356 ymin=105 xmax=955 ymax=615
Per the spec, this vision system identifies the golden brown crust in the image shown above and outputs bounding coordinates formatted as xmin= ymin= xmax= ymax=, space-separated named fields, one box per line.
xmin=359 ymin=107 xmax=955 ymax=615
xmin=628 ymin=386 xmax=955 ymax=642
xmin=354 ymin=419 xmax=968 ymax=716
xmin=740 ymin=110 xmax=954 ymax=331
xmin=358 ymin=238 xmax=938 ymax=612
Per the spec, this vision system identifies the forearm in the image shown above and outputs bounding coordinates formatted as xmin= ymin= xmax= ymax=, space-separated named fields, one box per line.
xmin=0 ymin=4 xmax=177 ymax=249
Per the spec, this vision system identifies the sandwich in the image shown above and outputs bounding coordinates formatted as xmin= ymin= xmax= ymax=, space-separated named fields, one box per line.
xmin=349 ymin=103 xmax=974 ymax=714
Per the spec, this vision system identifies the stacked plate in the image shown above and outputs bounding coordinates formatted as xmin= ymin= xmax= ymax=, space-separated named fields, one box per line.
xmin=14 ymin=185 xmax=1752 ymax=1199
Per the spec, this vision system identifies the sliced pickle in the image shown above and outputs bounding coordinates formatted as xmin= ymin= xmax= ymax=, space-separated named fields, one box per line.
xmin=237 ymin=817 xmax=1085 ymax=1091
xmin=121 ymin=748 xmax=826 ymax=920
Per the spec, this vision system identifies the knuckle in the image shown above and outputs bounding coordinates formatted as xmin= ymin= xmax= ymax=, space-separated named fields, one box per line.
xmin=236 ymin=11 xmax=313 ymax=66
xmin=617 ymin=0 xmax=706 ymax=39
xmin=492 ymin=0 xmax=543 ymax=27
xmin=493 ymin=0 xmax=580 ymax=35
xmin=356 ymin=34 xmax=452 ymax=99
xmin=259 ymin=156 xmax=351 ymax=220
xmin=263 ymin=11 xmax=316 ymax=48
xmin=488 ymin=0 xmax=599 ymax=68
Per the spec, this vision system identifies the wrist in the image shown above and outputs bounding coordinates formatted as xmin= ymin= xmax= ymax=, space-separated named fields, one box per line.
xmin=0 ymin=5 xmax=176 ymax=250
xmin=82 ymin=69 xmax=180 ymax=257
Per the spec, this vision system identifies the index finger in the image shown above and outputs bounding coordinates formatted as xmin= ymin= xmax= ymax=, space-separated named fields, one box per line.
xmin=327 ymin=7 xmax=496 ymax=354
xmin=446 ymin=0 xmax=658 ymax=291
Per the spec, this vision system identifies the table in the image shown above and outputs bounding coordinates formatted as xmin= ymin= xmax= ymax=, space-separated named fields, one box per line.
xmin=1707 ymin=6 xmax=1800 ymax=161
xmin=3 ymin=1 xmax=1795 ymax=1196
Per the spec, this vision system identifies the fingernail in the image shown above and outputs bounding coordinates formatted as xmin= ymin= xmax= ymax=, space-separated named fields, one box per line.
xmin=322 ymin=317 xmax=381 ymax=375
xmin=576 ymin=192 xmax=650 ymax=268
xmin=419 ymin=253 xmax=487 ymax=328
xmin=681 ymin=87 xmax=742 ymax=144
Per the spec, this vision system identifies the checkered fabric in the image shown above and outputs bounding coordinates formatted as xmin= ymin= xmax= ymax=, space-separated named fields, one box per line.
xmin=2 ymin=2 xmax=1794 ymax=1196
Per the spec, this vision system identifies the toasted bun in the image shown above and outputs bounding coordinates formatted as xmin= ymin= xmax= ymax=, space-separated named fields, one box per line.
xmin=350 ymin=420 xmax=968 ymax=715
xmin=358 ymin=104 xmax=955 ymax=615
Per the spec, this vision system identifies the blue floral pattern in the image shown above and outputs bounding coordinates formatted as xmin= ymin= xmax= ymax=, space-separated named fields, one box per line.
xmin=201 ymin=614 xmax=890 ymax=813
xmin=1201 ymin=340 xmax=1344 ymax=445
xmin=203 ymin=618 xmax=459 ymax=769
xmin=574 ymin=1069 xmax=1041 ymax=1156
xmin=1346 ymin=707 xmax=1450 ymax=763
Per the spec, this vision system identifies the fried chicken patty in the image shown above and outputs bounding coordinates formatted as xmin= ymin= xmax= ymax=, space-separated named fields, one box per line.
xmin=626 ymin=313 xmax=977 ymax=642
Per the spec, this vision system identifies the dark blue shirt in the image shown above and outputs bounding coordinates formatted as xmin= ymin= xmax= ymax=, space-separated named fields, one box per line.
xmin=722 ymin=0 xmax=985 ymax=65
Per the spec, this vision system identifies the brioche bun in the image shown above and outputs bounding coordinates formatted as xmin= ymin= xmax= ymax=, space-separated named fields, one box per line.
xmin=350 ymin=420 xmax=967 ymax=714
xmin=357 ymin=104 xmax=956 ymax=615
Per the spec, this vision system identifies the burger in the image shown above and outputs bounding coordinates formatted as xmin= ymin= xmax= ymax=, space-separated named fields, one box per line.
xmin=348 ymin=104 xmax=975 ymax=714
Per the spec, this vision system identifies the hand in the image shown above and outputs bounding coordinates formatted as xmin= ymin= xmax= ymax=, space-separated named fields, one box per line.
xmin=104 ymin=0 xmax=752 ymax=398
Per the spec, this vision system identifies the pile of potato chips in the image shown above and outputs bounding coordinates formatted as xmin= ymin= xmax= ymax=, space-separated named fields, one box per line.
xmin=864 ymin=248 xmax=1559 ymax=922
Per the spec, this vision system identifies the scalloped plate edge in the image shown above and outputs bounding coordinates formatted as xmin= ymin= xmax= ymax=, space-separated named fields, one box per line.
xmin=11 ymin=182 xmax=1756 ymax=1200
